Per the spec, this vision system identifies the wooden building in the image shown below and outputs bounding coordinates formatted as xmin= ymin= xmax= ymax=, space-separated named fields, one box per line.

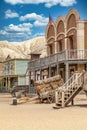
xmin=1 ymin=56 xmax=29 ymax=92
xmin=0 ymin=61 xmax=3 ymax=91
xmin=28 ymin=9 xmax=87 ymax=93
xmin=0 ymin=61 xmax=3 ymax=76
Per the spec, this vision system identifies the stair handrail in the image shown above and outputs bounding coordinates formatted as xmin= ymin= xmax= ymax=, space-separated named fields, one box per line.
xmin=57 ymin=71 xmax=84 ymax=92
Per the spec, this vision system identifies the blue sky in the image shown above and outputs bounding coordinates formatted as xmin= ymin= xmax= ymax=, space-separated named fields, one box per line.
xmin=0 ymin=0 xmax=87 ymax=42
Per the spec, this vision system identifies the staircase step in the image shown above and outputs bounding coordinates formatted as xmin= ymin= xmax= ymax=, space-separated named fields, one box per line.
xmin=65 ymin=93 xmax=70 ymax=95
xmin=53 ymin=105 xmax=61 ymax=109
xmin=67 ymin=90 xmax=73 ymax=93
xmin=64 ymin=97 xmax=68 ymax=100
xmin=65 ymin=92 xmax=72 ymax=95
xmin=54 ymin=72 xmax=84 ymax=108
xmin=56 ymin=103 xmax=62 ymax=106
xmin=64 ymin=95 xmax=69 ymax=99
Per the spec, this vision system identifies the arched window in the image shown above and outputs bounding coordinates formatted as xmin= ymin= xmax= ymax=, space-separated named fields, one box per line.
xmin=69 ymin=36 xmax=74 ymax=49
xmin=59 ymin=40 xmax=62 ymax=51
xmin=47 ymin=25 xmax=55 ymax=39
xmin=67 ymin=14 xmax=76 ymax=30
xmin=49 ymin=45 xmax=53 ymax=55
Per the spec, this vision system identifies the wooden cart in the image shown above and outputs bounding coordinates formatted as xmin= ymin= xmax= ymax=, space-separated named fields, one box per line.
xmin=39 ymin=90 xmax=55 ymax=103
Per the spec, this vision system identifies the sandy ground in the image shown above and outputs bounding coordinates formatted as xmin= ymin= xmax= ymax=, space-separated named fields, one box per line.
xmin=0 ymin=93 xmax=87 ymax=130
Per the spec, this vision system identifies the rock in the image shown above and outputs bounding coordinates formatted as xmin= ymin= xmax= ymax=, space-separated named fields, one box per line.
xmin=0 ymin=36 xmax=47 ymax=61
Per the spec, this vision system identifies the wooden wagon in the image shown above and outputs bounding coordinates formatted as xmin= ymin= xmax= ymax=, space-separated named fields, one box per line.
xmin=34 ymin=75 xmax=64 ymax=103
xmin=39 ymin=90 xmax=55 ymax=103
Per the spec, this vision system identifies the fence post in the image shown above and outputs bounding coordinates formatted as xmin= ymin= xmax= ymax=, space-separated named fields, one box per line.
xmin=55 ymin=90 xmax=58 ymax=105
xmin=62 ymin=91 xmax=65 ymax=107
xmin=29 ymin=71 xmax=31 ymax=93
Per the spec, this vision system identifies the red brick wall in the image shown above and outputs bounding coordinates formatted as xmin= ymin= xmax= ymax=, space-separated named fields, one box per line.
xmin=47 ymin=38 xmax=55 ymax=55
xmin=57 ymin=34 xmax=65 ymax=52
xmin=67 ymin=29 xmax=77 ymax=50
xmin=67 ymin=14 xmax=76 ymax=30
xmin=56 ymin=20 xmax=65 ymax=52
xmin=47 ymin=25 xmax=55 ymax=39
xmin=57 ymin=20 xmax=65 ymax=34
xmin=67 ymin=14 xmax=77 ymax=50
xmin=46 ymin=10 xmax=79 ymax=54
xmin=31 ymin=54 xmax=40 ymax=60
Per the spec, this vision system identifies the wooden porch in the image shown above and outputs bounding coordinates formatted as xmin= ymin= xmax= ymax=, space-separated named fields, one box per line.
xmin=28 ymin=50 xmax=87 ymax=93
xmin=28 ymin=50 xmax=87 ymax=71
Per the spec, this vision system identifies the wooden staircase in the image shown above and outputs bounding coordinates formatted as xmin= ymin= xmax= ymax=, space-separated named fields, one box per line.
xmin=53 ymin=71 xmax=85 ymax=109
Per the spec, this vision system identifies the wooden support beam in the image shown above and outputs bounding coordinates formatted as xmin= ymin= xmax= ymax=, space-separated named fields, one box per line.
xmin=55 ymin=91 xmax=59 ymax=105
xmin=71 ymin=99 xmax=74 ymax=106
xmin=65 ymin=62 xmax=69 ymax=82
xmin=29 ymin=71 xmax=31 ymax=93
xmin=49 ymin=66 xmax=51 ymax=78
xmin=62 ymin=91 xmax=65 ymax=108
xmin=33 ymin=70 xmax=36 ymax=81
xmin=40 ymin=69 xmax=42 ymax=80
xmin=57 ymin=64 xmax=59 ymax=75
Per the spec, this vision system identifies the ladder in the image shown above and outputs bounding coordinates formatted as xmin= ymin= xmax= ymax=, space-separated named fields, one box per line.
xmin=54 ymin=71 xmax=85 ymax=108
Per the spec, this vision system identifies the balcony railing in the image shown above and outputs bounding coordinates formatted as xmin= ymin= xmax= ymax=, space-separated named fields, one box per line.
xmin=28 ymin=50 xmax=87 ymax=71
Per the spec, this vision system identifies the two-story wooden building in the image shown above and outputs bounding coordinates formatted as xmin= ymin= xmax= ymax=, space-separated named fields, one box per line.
xmin=28 ymin=9 xmax=87 ymax=93
xmin=1 ymin=56 xmax=29 ymax=92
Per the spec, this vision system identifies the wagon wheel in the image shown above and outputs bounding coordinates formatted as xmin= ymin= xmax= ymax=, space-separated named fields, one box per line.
xmin=48 ymin=96 xmax=54 ymax=103
xmin=40 ymin=98 xmax=44 ymax=103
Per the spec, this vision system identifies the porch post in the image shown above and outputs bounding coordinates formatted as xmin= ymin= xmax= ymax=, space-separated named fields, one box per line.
xmin=71 ymin=99 xmax=74 ymax=106
xmin=57 ymin=64 xmax=59 ymax=75
xmin=56 ymin=51 xmax=59 ymax=75
xmin=86 ymin=64 xmax=87 ymax=71
xmin=65 ymin=62 xmax=69 ymax=81
xmin=34 ymin=70 xmax=36 ymax=81
xmin=62 ymin=91 xmax=65 ymax=107
xmin=40 ymin=69 xmax=42 ymax=80
xmin=29 ymin=71 xmax=31 ymax=93
xmin=49 ymin=66 xmax=51 ymax=77
xmin=8 ymin=77 xmax=10 ymax=92
xmin=6 ymin=77 xmax=8 ymax=91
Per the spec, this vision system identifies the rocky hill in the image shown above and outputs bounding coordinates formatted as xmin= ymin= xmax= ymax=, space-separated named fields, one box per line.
xmin=0 ymin=36 xmax=47 ymax=61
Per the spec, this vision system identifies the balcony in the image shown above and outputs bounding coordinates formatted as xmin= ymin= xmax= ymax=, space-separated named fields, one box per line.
xmin=28 ymin=50 xmax=87 ymax=71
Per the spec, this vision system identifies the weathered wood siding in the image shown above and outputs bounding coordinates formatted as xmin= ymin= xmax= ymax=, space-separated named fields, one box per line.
xmin=15 ymin=60 xmax=29 ymax=75
xmin=19 ymin=76 xmax=26 ymax=85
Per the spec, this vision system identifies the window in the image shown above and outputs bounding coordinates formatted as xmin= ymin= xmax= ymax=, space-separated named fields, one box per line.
xmin=49 ymin=45 xmax=53 ymax=55
xmin=69 ymin=36 xmax=74 ymax=49
xmin=59 ymin=40 xmax=62 ymax=51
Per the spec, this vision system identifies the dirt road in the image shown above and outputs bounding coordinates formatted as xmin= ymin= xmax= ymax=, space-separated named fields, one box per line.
xmin=0 ymin=93 xmax=87 ymax=130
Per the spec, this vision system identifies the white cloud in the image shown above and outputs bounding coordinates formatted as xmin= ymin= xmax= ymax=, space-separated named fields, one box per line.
xmin=4 ymin=0 xmax=76 ymax=7
xmin=60 ymin=0 xmax=76 ymax=6
xmin=0 ymin=30 xmax=8 ymax=35
xmin=34 ymin=19 xmax=48 ymax=27
xmin=0 ymin=23 xmax=33 ymax=41
xmin=20 ymin=13 xmax=46 ymax=21
xmin=20 ymin=13 xmax=48 ymax=27
xmin=5 ymin=23 xmax=32 ymax=32
xmin=5 ymin=9 xmax=19 ymax=18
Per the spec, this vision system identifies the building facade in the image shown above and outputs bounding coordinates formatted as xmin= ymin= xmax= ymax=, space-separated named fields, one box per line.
xmin=0 ymin=58 xmax=29 ymax=92
xmin=28 ymin=9 xmax=87 ymax=93
xmin=45 ymin=9 xmax=87 ymax=81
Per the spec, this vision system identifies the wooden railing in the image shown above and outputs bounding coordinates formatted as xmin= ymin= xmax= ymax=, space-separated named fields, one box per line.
xmin=54 ymin=71 xmax=85 ymax=108
xmin=28 ymin=50 xmax=87 ymax=71
xmin=58 ymin=71 xmax=84 ymax=92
